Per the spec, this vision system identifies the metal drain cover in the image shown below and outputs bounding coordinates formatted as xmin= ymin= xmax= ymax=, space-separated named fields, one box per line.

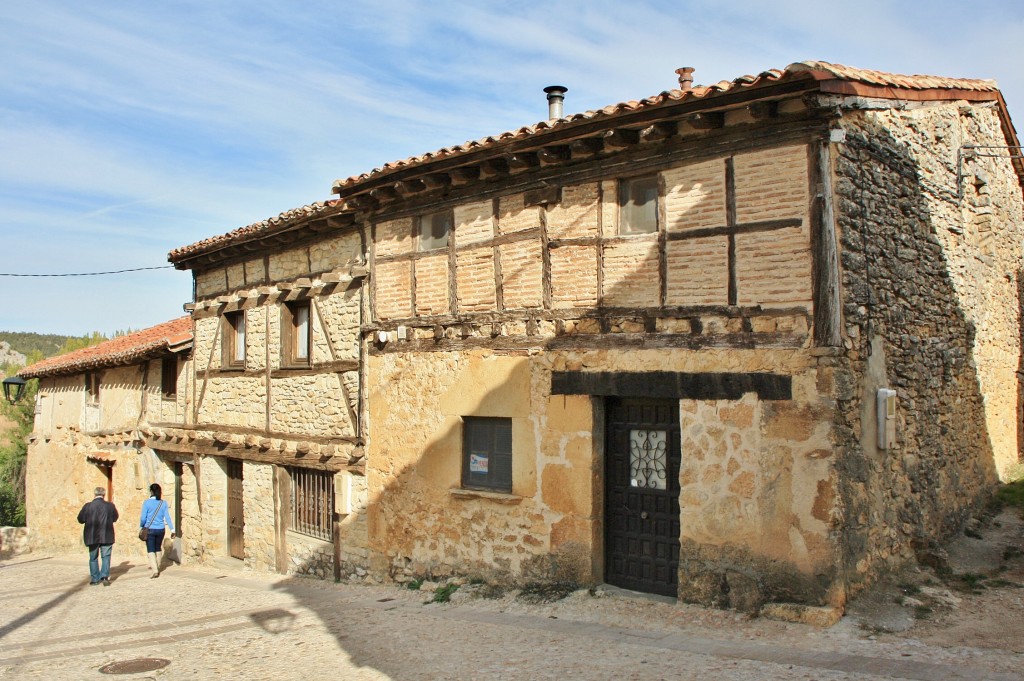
xmin=99 ymin=658 xmax=171 ymax=674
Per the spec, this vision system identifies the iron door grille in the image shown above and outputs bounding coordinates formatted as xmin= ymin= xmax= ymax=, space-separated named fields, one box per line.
xmin=289 ymin=467 xmax=335 ymax=541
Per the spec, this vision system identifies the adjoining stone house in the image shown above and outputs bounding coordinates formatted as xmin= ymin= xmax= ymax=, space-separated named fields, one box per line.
xmin=27 ymin=60 xmax=1023 ymax=613
xmin=18 ymin=318 xmax=193 ymax=556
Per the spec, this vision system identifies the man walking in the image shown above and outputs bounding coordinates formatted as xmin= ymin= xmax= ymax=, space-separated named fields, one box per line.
xmin=77 ymin=486 xmax=119 ymax=586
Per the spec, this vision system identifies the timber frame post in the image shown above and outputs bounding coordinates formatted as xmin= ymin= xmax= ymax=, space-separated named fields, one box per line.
xmin=810 ymin=139 xmax=843 ymax=347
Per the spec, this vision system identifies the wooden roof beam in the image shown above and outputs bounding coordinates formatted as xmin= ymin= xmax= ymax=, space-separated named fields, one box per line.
xmin=602 ymin=128 xmax=641 ymax=150
xmin=538 ymin=145 xmax=571 ymax=167
xmin=422 ymin=173 xmax=452 ymax=191
xmin=346 ymin=194 xmax=379 ymax=211
xmin=479 ymin=158 xmax=509 ymax=180
xmin=450 ymin=166 xmax=481 ymax=186
xmin=747 ymin=101 xmax=779 ymax=120
xmin=369 ymin=186 xmax=399 ymax=202
xmin=688 ymin=112 xmax=725 ymax=130
xmin=394 ymin=179 xmax=427 ymax=197
xmin=640 ymin=121 xmax=679 ymax=142
xmin=507 ymin=152 xmax=539 ymax=174
xmin=570 ymin=137 xmax=604 ymax=160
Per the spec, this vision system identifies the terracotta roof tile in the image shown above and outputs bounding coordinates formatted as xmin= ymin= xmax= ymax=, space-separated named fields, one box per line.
xmin=168 ymin=61 xmax=1006 ymax=263
xmin=20 ymin=316 xmax=193 ymax=379
xmin=330 ymin=61 xmax=999 ymax=193
xmin=168 ymin=200 xmax=344 ymax=262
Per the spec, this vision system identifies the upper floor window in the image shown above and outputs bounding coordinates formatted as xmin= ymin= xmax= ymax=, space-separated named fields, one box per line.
xmin=619 ymin=176 xmax=659 ymax=235
xmin=161 ymin=356 xmax=178 ymax=398
xmin=282 ymin=301 xmax=311 ymax=367
xmin=85 ymin=372 xmax=101 ymax=405
xmin=462 ymin=417 xmax=512 ymax=493
xmin=419 ymin=210 xmax=453 ymax=252
xmin=222 ymin=311 xmax=246 ymax=368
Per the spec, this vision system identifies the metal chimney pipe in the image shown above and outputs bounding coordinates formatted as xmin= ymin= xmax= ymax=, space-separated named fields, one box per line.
xmin=544 ymin=85 xmax=568 ymax=120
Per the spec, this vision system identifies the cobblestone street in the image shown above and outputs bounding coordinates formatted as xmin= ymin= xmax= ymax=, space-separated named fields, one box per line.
xmin=1 ymin=555 xmax=1021 ymax=680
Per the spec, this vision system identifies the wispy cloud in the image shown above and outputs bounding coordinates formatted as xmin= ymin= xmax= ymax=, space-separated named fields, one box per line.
xmin=0 ymin=0 xmax=1021 ymax=334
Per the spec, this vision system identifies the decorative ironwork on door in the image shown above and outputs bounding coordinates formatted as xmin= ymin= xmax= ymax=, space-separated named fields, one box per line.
xmin=629 ymin=429 xmax=668 ymax=490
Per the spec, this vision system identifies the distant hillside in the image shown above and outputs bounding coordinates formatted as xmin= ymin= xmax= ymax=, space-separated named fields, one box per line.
xmin=0 ymin=332 xmax=78 ymax=361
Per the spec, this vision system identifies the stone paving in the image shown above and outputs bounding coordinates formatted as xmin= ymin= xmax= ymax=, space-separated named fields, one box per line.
xmin=0 ymin=554 xmax=1020 ymax=681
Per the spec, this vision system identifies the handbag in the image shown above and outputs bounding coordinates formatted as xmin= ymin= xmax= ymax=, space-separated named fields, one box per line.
xmin=139 ymin=501 xmax=165 ymax=541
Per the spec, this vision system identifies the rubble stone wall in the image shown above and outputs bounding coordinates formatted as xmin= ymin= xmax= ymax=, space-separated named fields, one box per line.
xmin=831 ymin=100 xmax=1023 ymax=593
xmin=366 ymin=344 xmax=837 ymax=606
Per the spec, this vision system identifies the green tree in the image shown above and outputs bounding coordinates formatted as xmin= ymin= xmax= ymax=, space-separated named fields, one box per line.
xmin=0 ymin=380 xmax=36 ymax=527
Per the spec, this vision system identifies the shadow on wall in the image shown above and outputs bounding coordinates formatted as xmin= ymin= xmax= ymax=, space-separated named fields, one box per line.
xmin=290 ymin=129 xmax=1011 ymax=627
xmin=831 ymin=116 xmax=1007 ymax=593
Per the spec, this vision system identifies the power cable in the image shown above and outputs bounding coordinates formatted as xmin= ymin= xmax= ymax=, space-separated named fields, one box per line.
xmin=0 ymin=266 xmax=175 ymax=277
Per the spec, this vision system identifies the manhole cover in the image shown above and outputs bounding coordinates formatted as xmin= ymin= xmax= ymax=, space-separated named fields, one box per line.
xmin=99 ymin=658 xmax=171 ymax=674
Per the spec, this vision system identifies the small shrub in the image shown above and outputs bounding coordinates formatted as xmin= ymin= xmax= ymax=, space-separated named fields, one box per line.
xmin=407 ymin=578 xmax=423 ymax=591
xmin=431 ymin=583 xmax=459 ymax=603
xmin=913 ymin=605 xmax=933 ymax=620
xmin=996 ymin=478 xmax=1024 ymax=510
xmin=517 ymin=582 xmax=578 ymax=604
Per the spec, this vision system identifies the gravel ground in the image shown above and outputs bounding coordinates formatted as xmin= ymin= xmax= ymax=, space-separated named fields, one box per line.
xmin=0 ymin=509 xmax=1021 ymax=680
xmin=0 ymin=558 xmax=1016 ymax=680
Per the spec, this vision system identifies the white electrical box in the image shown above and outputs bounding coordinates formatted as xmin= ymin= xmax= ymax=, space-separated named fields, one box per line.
xmin=877 ymin=388 xmax=897 ymax=450
xmin=335 ymin=473 xmax=353 ymax=516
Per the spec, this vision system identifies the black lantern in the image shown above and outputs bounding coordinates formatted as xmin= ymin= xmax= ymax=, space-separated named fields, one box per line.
xmin=2 ymin=375 xmax=27 ymax=404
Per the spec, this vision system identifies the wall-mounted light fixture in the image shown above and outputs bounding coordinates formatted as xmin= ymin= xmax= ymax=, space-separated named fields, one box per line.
xmin=2 ymin=375 xmax=27 ymax=404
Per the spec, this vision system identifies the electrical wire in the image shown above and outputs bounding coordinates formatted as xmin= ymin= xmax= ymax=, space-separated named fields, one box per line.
xmin=0 ymin=266 xmax=174 ymax=277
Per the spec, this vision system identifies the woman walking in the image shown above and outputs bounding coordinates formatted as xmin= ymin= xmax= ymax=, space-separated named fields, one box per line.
xmin=139 ymin=483 xmax=175 ymax=578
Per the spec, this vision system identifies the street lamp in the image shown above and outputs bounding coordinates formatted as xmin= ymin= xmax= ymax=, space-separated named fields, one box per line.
xmin=2 ymin=375 xmax=27 ymax=404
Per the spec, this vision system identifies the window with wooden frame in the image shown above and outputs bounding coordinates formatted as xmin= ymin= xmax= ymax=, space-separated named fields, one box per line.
xmin=619 ymin=175 xmax=660 ymax=235
xmin=161 ymin=356 xmax=178 ymax=398
xmin=85 ymin=372 xmax=101 ymax=405
xmin=419 ymin=210 xmax=453 ymax=252
xmin=289 ymin=467 xmax=334 ymax=541
xmin=222 ymin=311 xmax=246 ymax=368
xmin=281 ymin=301 xmax=312 ymax=367
xmin=461 ymin=417 xmax=513 ymax=493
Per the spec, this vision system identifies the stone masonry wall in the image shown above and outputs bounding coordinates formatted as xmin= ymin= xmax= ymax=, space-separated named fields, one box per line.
xmin=242 ymin=461 xmax=275 ymax=571
xmin=200 ymin=456 xmax=228 ymax=558
xmin=367 ymin=344 xmax=836 ymax=604
xmin=831 ymin=100 xmax=1023 ymax=593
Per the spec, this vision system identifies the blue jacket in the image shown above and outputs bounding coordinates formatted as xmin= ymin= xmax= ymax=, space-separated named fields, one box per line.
xmin=139 ymin=497 xmax=174 ymax=533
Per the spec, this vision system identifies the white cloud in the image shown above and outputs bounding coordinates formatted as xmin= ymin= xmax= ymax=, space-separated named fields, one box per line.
xmin=0 ymin=0 xmax=1021 ymax=334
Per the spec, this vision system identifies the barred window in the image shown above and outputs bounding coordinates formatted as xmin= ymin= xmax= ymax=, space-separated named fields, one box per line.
xmin=289 ymin=467 xmax=334 ymax=541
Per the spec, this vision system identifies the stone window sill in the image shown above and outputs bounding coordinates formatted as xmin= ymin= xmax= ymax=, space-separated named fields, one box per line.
xmin=448 ymin=488 xmax=523 ymax=505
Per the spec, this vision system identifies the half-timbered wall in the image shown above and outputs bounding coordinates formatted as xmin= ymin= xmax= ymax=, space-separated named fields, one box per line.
xmin=370 ymin=145 xmax=812 ymax=322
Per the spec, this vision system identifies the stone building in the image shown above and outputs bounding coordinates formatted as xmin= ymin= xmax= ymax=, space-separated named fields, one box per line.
xmin=19 ymin=318 xmax=192 ymax=556
xmin=25 ymin=61 xmax=1024 ymax=613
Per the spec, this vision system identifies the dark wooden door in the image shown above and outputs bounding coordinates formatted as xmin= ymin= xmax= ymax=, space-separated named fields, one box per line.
xmin=604 ymin=398 xmax=681 ymax=597
xmin=227 ymin=459 xmax=244 ymax=560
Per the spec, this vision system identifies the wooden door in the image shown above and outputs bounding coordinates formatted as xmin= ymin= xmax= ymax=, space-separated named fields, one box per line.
xmin=227 ymin=459 xmax=244 ymax=560
xmin=173 ymin=462 xmax=183 ymax=537
xmin=604 ymin=398 xmax=681 ymax=597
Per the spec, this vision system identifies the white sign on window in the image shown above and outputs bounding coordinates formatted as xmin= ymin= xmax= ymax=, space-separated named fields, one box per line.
xmin=469 ymin=453 xmax=489 ymax=473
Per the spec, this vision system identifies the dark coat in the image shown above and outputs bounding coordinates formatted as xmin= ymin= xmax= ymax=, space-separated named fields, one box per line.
xmin=77 ymin=497 xmax=119 ymax=546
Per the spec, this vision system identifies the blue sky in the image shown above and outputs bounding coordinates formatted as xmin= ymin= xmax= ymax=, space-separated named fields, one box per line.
xmin=1 ymin=0 xmax=1022 ymax=335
